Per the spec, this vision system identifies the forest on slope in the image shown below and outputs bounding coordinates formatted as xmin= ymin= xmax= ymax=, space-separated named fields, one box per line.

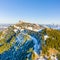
xmin=41 ymin=28 xmax=60 ymax=60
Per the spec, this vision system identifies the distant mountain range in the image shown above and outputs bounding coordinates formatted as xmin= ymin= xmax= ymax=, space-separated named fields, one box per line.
xmin=0 ymin=24 xmax=13 ymax=31
xmin=0 ymin=21 xmax=60 ymax=31
xmin=44 ymin=24 xmax=60 ymax=30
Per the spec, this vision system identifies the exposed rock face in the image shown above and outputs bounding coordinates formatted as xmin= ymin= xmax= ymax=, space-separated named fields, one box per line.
xmin=15 ymin=21 xmax=44 ymax=31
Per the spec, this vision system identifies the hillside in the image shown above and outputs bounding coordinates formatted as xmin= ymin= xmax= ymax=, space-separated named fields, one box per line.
xmin=0 ymin=21 xmax=60 ymax=60
xmin=0 ymin=21 xmax=43 ymax=60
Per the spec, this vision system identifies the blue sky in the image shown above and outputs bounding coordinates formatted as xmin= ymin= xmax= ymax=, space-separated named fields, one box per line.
xmin=0 ymin=0 xmax=60 ymax=24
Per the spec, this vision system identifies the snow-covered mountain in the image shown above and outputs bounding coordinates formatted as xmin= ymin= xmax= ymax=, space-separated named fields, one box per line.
xmin=0 ymin=21 xmax=60 ymax=60
xmin=0 ymin=21 xmax=43 ymax=60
